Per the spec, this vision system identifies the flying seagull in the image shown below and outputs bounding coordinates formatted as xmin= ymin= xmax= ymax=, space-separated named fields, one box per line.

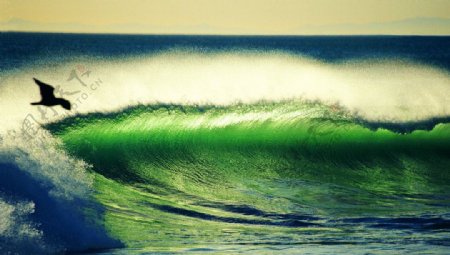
xmin=31 ymin=78 xmax=71 ymax=110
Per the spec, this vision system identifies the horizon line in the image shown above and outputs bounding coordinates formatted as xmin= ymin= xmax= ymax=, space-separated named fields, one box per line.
xmin=2 ymin=30 xmax=450 ymax=37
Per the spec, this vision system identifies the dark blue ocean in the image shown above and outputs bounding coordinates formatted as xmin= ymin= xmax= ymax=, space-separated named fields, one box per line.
xmin=2 ymin=33 xmax=450 ymax=71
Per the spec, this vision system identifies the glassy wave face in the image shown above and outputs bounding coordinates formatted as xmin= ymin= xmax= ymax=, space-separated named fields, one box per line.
xmin=1 ymin=33 xmax=450 ymax=254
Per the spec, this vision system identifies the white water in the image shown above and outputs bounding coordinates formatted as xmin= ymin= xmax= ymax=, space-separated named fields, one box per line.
xmin=1 ymin=50 xmax=450 ymax=133
xmin=0 ymin=131 xmax=121 ymax=253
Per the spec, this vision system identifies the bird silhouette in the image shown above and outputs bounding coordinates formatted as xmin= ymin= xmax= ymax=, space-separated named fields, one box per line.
xmin=31 ymin=78 xmax=71 ymax=110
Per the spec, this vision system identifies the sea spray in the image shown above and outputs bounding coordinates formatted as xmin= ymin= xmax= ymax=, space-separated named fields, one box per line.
xmin=0 ymin=130 xmax=122 ymax=254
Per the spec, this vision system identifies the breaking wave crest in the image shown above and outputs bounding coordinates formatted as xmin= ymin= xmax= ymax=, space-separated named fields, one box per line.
xmin=1 ymin=50 xmax=450 ymax=133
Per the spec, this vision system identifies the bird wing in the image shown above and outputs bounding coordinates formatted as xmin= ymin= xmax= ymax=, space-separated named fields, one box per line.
xmin=33 ymin=78 xmax=56 ymax=100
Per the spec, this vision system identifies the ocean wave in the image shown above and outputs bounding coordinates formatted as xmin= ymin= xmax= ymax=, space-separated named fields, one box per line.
xmin=41 ymin=100 xmax=450 ymax=249
xmin=1 ymin=47 xmax=450 ymax=252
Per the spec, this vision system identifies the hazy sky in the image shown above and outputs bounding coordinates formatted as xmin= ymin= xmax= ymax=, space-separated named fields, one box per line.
xmin=1 ymin=0 xmax=450 ymax=34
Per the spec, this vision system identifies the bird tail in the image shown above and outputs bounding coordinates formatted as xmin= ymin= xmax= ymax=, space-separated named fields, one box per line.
xmin=30 ymin=102 xmax=40 ymax=105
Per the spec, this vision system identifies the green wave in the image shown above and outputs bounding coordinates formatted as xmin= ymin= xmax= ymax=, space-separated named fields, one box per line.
xmin=47 ymin=101 xmax=450 ymax=248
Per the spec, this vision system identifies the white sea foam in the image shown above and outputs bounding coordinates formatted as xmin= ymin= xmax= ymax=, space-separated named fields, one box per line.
xmin=0 ymin=50 xmax=449 ymax=133
xmin=0 ymin=131 xmax=120 ymax=253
